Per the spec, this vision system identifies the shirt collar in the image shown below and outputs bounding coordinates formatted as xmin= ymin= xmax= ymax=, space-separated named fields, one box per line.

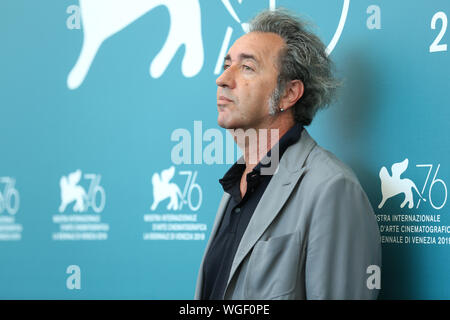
xmin=219 ymin=123 xmax=304 ymax=189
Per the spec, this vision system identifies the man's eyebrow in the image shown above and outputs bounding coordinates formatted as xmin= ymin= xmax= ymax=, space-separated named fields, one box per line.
xmin=223 ymin=53 xmax=259 ymax=64
xmin=239 ymin=53 xmax=258 ymax=63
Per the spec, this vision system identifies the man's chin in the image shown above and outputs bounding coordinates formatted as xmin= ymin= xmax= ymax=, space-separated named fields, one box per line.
xmin=217 ymin=120 xmax=240 ymax=131
xmin=217 ymin=122 xmax=232 ymax=130
xmin=217 ymin=116 xmax=231 ymax=129
xmin=218 ymin=117 xmax=252 ymax=132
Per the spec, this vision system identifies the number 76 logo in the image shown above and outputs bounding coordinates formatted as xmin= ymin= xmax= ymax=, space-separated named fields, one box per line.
xmin=0 ymin=177 xmax=20 ymax=215
xmin=58 ymin=170 xmax=105 ymax=213
xmin=378 ymin=159 xmax=447 ymax=210
xmin=150 ymin=167 xmax=202 ymax=212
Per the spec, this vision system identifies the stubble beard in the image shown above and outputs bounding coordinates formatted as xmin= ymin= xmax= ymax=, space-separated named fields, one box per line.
xmin=268 ymin=84 xmax=282 ymax=116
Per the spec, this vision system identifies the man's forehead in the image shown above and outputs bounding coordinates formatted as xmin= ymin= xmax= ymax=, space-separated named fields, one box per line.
xmin=226 ymin=32 xmax=285 ymax=62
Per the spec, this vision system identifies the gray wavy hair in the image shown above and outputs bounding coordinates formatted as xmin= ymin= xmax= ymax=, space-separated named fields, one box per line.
xmin=249 ymin=9 xmax=340 ymax=126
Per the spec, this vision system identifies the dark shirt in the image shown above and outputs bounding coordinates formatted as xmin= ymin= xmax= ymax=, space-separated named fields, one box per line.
xmin=201 ymin=123 xmax=304 ymax=300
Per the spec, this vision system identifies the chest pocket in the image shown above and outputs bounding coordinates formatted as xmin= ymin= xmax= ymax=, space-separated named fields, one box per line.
xmin=244 ymin=231 xmax=302 ymax=299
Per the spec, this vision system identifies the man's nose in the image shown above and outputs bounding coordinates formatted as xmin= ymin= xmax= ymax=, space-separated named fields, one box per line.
xmin=216 ymin=66 xmax=236 ymax=89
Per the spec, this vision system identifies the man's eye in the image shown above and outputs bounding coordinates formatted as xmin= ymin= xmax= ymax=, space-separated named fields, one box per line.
xmin=243 ymin=65 xmax=253 ymax=71
xmin=223 ymin=64 xmax=230 ymax=70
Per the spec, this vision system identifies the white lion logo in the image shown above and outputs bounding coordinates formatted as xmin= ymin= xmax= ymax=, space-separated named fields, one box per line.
xmin=151 ymin=166 xmax=182 ymax=211
xmin=59 ymin=170 xmax=87 ymax=212
xmin=378 ymin=159 xmax=426 ymax=209
xmin=67 ymin=0 xmax=204 ymax=89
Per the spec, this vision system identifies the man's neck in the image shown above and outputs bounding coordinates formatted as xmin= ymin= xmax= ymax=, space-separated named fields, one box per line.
xmin=231 ymin=117 xmax=295 ymax=174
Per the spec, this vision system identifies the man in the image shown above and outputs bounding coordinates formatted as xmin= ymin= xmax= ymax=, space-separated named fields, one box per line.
xmin=195 ymin=9 xmax=381 ymax=300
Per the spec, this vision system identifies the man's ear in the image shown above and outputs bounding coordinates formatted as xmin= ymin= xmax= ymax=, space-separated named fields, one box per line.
xmin=279 ymin=80 xmax=304 ymax=111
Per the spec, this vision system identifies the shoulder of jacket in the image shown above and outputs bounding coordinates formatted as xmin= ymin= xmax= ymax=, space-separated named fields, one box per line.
xmin=301 ymin=143 xmax=361 ymax=189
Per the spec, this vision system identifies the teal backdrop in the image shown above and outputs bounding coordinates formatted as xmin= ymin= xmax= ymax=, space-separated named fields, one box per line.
xmin=1 ymin=0 xmax=449 ymax=299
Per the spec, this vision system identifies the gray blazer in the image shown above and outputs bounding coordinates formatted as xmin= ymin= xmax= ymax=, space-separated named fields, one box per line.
xmin=195 ymin=129 xmax=381 ymax=300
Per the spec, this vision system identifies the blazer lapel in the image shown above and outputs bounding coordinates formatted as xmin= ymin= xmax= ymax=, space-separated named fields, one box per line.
xmin=226 ymin=129 xmax=317 ymax=289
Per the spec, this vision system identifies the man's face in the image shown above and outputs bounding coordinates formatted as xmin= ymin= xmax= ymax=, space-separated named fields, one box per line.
xmin=216 ymin=32 xmax=285 ymax=130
